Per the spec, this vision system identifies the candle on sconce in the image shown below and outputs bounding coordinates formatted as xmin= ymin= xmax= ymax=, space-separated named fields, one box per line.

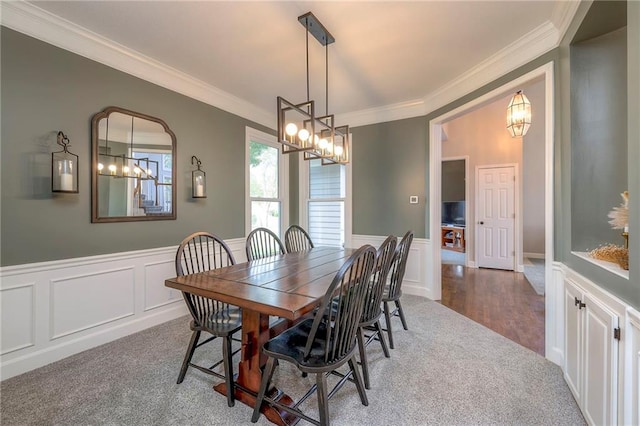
xmin=57 ymin=159 xmax=73 ymax=191
xmin=195 ymin=182 xmax=204 ymax=197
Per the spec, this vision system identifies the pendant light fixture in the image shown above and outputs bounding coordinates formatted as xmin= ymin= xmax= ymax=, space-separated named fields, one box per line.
xmin=506 ymin=90 xmax=532 ymax=137
xmin=276 ymin=12 xmax=349 ymax=165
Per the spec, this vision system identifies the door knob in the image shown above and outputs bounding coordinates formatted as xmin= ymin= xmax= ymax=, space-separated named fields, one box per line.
xmin=479 ymin=221 xmax=484 ymax=225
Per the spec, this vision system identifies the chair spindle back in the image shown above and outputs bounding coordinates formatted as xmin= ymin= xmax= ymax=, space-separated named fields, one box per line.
xmin=175 ymin=232 xmax=236 ymax=326
xmin=246 ymin=227 xmax=286 ymax=261
xmin=305 ymin=245 xmax=377 ymax=363
xmin=284 ymin=225 xmax=315 ymax=253
xmin=387 ymin=231 xmax=414 ymax=300
xmin=360 ymin=235 xmax=397 ymax=325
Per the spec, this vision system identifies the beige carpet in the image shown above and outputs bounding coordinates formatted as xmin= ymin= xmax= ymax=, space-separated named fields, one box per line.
xmin=1 ymin=295 xmax=583 ymax=425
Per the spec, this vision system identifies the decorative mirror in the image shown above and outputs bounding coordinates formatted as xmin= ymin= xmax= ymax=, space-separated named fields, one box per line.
xmin=91 ymin=106 xmax=177 ymax=223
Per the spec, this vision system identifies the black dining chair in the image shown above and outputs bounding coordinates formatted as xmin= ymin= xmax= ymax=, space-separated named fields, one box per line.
xmin=245 ymin=227 xmax=286 ymax=261
xmin=357 ymin=235 xmax=397 ymax=389
xmin=382 ymin=230 xmax=414 ymax=349
xmin=284 ymin=224 xmax=315 ymax=253
xmin=251 ymin=245 xmax=377 ymax=426
xmin=175 ymin=231 xmax=241 ymax=407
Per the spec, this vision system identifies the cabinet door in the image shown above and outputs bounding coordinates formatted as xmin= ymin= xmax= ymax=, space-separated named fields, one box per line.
xmin=582 ymin=293 xmax=619 ymax=426
xmin=564 ymin=279 xmax=583 ymax=401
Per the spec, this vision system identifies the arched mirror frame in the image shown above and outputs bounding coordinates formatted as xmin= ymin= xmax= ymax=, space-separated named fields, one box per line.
xmin=91 ymin=106 xmax=177 ymax=223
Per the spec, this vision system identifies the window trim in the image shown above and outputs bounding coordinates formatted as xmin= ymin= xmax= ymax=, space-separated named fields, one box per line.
xmin=299 ymin=138 xmax=352 ymax=248
xmin=245 ymin=127 xmax=289 ymax=237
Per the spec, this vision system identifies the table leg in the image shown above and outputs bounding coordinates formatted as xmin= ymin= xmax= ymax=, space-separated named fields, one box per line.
xmin=213 ymin=310 xmax=298 ymax=425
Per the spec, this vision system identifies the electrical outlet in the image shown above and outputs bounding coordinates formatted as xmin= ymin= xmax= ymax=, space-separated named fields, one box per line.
xmin=409 ymin=196 xmax=418 ymax=204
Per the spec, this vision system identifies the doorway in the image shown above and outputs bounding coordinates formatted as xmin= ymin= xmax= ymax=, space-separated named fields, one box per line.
xmin=429 ymin=62 xmax=555 ymax=361
xmin=441 ymin=157 xmax=468 ymax=267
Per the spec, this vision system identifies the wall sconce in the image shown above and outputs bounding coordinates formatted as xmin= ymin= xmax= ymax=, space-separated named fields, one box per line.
xmin=506 ymin=90 xmax=532 ymax=137
xmin=191 ymin=156 xmax=206 ymax=198
xmin=52 ymin=131 xmax=79 ymax=193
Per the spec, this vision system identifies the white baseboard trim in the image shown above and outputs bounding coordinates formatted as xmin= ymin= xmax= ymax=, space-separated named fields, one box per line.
xmin=1 ymin=304 xmax=188 ymax=381
xmin=524 ymin=252 xmax=546 ymax=259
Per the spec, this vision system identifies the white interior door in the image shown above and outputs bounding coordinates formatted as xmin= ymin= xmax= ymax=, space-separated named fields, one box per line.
xmin=476 ymin=165 xmax=515 ymax=270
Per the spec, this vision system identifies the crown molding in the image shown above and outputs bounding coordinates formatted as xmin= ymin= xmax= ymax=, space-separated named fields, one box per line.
xmin=421 ymin=20 xmax=558 ymax=119
xmin=336 ymin=99 xmax=426 ymax=129
xmin=338 ymin=20 xmax=560 ymax=128
xmin=550 ymin=0 xmax=582 ymax=42
xmin=1 ymin=1 xmax=576 ymax=130
xmin=0 ymin=1 xmax=275 ymax=129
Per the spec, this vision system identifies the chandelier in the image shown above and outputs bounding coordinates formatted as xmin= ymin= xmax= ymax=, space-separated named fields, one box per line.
xmin=276 ymin=12 xmax=349 ymax=165
xmin=506 ymin=90 xmax=532 ymax=137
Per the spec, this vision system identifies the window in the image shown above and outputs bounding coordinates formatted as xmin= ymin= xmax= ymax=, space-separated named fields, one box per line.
xmin=246 ymin=128 xmax=288 ymax=237
xmin=302 ymin=155 xmax=351 ymax=248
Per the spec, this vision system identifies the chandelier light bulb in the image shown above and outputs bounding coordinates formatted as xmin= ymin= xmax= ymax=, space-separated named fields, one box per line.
xmin=319 ymin=138 xmax=328 ymax=150
xmin=108 ymin=164 xmax=117 ymax=175
xmin=147 ymin=169 xmax=153 ymax=176
xmin=298 ymin=128 xmax=310 ymax=141
xmin=334 ymin=145 xmax=343 ymax=157
xmin=97 ymin=163 xmax=104 ymax=171
xmin=285 ymin=123 xmax=298 ymax=136
xmin=123 ymin=166 xmax=130 ymax=174
xmin=134 ymin=166 xmax=141 ymax=175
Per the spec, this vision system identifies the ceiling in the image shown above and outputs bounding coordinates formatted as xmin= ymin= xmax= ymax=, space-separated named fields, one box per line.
xmin=23 ymin=1 xmax=571 ymax=124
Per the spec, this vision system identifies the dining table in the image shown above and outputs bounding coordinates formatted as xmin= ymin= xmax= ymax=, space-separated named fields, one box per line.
xmin=164 ymin=246 xmax=356 ymax=426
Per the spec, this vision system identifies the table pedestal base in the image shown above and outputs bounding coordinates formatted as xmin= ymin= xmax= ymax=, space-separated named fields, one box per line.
xmin=214 ymin=383 xmax=299 ymax=426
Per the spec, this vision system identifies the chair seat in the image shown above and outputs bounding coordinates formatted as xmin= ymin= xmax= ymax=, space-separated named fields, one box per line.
xmin=263 ymin=318 xmax=354 ymax=373
xmin=191 ymin=306 xmax=242 ymax=336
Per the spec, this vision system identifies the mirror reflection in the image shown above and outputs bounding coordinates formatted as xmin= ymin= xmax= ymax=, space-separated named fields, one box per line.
xmin=91 ymin=107 xmax=177 ymax=222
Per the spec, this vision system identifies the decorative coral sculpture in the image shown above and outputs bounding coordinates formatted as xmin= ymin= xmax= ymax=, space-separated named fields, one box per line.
xmin=608 ymin=190 xmax=629 ymax=230
xmin=589 ymin=244 xmax=629 ymax=270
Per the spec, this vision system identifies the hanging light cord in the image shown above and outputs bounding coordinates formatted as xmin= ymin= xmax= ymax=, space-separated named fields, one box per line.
xmin=305 ymin=17 xmax=310 ymax=102
xmin=325 ymin=42 xmax=329 ymax=116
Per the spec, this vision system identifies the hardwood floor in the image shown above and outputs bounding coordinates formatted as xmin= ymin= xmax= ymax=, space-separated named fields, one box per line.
xmin=439 ymin=263 xmax=545 ymax=356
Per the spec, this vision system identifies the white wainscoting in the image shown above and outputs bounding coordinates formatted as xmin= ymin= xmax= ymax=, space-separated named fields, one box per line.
xmin=351 ymin=235 xmax=432 ymax=299
xmin=0 ymin=237 xmax=246 ymax=381
xmin=625 ymin=307 xmax=640 ymax=426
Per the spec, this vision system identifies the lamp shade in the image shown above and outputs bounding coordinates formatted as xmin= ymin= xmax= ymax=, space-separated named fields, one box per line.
xmin=506 ymin=91 xmax=531 ymax=137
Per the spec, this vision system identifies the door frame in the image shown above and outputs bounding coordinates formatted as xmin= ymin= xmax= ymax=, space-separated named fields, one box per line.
xmin=475 ymin=163 xmax=519 ymax=271
xmin=442 ymin=156 xmax=470 ymax=267
xmin=428 ymin=61 xmax=556 ymax=361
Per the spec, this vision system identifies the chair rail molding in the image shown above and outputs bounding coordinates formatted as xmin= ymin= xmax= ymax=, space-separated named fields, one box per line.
xmin=0 ymin=237 xmax=246 ymax=381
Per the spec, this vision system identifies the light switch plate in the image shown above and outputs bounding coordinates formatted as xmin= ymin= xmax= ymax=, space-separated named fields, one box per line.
xmin=410 ymin=196 xmax=418 ymax=204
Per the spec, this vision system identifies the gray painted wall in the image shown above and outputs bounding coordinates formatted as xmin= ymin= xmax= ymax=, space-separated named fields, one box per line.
xmin=442 ymin=160 xmax=465 ymax=202
xmin=559 ymin=0 xmax=639 ymax=307
xmin=570 ymin=27 xmax=628 ymax=251
xmin=1 ymin=28 xmax=273 ymax=266
xmin=351 ymin=117 xmax=427 ymax=239
xmin=2 ymin=3 xmax=638 ymax=308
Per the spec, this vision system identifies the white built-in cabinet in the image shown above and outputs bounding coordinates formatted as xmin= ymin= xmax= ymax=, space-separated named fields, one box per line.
xmin=564 ymin=278 xmax=620 ymax=425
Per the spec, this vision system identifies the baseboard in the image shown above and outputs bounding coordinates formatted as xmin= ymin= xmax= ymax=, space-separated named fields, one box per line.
xmin=1 ymin=304 xmax=188 ymax=381
xmin=524 ymin=252 xmax=545 ymax=259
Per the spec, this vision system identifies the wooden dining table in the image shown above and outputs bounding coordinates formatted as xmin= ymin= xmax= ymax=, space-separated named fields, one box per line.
xmin=164 ymin=246 xmax=356 ymax=426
